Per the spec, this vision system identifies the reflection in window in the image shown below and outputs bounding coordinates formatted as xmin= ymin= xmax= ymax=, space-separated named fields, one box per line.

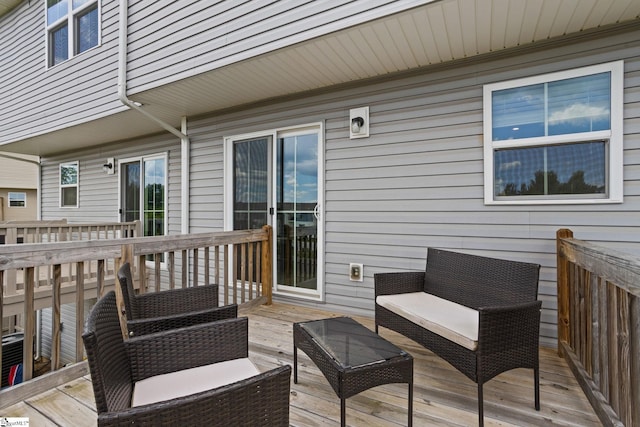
xmin=8 ymin=192 xmax=27 ymax=208
xmin=233 ymin=138 xmax=269 ymax=230
xmin=143 ymin=157 xmax=165 ymax=238
xmin=495 ymin=141 xmax=606 ymax=197
xmin=492 ymin=73 xmax=610 ymax=141
xmin=60 ymin=161 xmax=78 ymax=207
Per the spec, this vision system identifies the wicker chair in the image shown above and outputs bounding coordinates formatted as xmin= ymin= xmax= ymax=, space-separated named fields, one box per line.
xmin=118 ymin=262 xmax=237 ymax=336
xmin=83 ymin=291 xmax=291 ymax=426
xmin=375 ymin=248 xmax=541 ymax=426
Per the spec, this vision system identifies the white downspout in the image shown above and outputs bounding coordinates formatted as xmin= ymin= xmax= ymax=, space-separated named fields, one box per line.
xmin=118 ymin=0 xmax=190 ymax=235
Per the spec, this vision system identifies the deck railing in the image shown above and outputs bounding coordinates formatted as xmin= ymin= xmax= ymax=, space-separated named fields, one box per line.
xmin=0 ymin=225 xmax=272 ymax=405
xmin=557 ymin=229 xmax=640 ymax=427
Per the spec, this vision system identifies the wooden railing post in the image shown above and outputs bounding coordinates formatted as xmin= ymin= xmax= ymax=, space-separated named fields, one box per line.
xmin=557 ymin=228 xmax=573 ymax=357
xmin=116 ymin=244 xmax=134 ymax=340
xmin=261 ymin=225 xmax=273 ymax=305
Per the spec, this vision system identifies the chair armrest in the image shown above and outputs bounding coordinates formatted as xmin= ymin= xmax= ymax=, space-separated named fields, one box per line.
xmin=127 ymin=304 xmax=238 ymax=337
xmin=477 ymin=300 xmax=542 ymax=354
xmin=135 ymin=285 xmax=220 ymax=318
xmin=374 ymin=271 xmax=424 ymax=297
xmin=97 ymin=365 xmax=291 ymax=427
xmin=126 ymin=317 xmax=249 ymax=381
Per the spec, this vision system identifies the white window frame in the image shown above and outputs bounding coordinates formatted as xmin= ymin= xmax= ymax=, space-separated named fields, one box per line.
xmin=60 ymin=161 xmax=79 ymax=208
xmin=483 ymin=60 xmax=624 ymax=205
xmin=46 ymin=0 xmax=101 ymax=67
xmin=8 ymin=192 xmax=27 ymax=208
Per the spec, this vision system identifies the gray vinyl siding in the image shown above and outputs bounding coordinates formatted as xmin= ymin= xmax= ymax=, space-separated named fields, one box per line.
xmin=125 ymin=0 xmax=430 ymax=94
xmin=40 ymin=300 xmax=93 ymax=366
xmin=40 ymin=133 xmax=182 ymax=234
xmin=0 ymin=0 xmax=124 ymax=146
xmin=185 ymin=27 xmax=640 ymax=348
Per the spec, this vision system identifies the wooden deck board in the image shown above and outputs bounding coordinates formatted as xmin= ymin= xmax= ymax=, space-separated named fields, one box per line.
xmin=1 ymin=302 xmax=601 ymax=426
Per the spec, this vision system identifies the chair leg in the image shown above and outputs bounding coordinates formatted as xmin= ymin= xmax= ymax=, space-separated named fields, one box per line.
xmin=534 ymin=366 xmax=540 ymax=410
xmin=478 ymin=383 xmax=484 ymax=427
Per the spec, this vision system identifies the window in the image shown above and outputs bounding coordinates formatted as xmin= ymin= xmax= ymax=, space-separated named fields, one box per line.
xmin=8 ymin=192 xmax=27 ymax=208
xmin=47 ymin=0 xmax=99 ymax=67
xmin=483 ymin=61 xmax=623 ymax=204
xmin=60 ymin=161 xmax=78 ymax=207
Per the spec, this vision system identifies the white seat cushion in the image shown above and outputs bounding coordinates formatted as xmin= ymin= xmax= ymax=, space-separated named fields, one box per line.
xmin=132 ymin=357 xmax=260 ymax=407
xmin=376 ymin=292 xmax=479 ymax=350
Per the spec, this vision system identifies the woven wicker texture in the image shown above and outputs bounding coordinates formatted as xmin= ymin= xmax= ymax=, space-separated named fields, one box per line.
xmin=83 ymin=291 xmax=291 ymax=426
xmin=375 ymin=248 xmax=541 ymax=427
xmin=118 ymin=262 xmax=237 ymax=336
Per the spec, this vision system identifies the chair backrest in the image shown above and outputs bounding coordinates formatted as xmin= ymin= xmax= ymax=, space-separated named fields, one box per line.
xmin=424 ymin=248 xmax=540 ymax=309
xmin=117 ymin=262 xmax=139 ymax=319
xmin=82 ymin=291 xmax=133 ymax=414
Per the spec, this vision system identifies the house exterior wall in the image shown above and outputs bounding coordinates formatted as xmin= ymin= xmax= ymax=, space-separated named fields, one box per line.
xmin=40 ymin=133 xmax=181 ymax=233
xmin=183 ymin=26 xmax=640 ymax=348
xmin=0 ymin=0 xmax=124 ymax=147
xmin=0 ymin=0 xmax=430 ymax=147
xmin=0 ymin=189 xmax=37 ymax=221
xmin=34 ymin=24 xmax=640 ymax=348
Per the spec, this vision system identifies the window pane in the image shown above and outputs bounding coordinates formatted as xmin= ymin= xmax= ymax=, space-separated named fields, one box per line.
xmin=61 ymin=187 xmax=77 ymax=206
xmin=494 ymin=141 xmax=606 ymax=196
xmin=50 ymin=25 xmax=69 ymax=65
xmin=72 ymin=0 xmax=91 ymax=9
xmin=548 ymin=72 xmax=610 ymax=135
xmin=61 ymin=163 xmax=78 ymax=185
xmin=76 ymin=6 xmax=98 ymax=53
xmin=233 ymin=138 xmax=268 ymax=230
xmin=8 ymin=192 xmax=26 ymax=207
xmin=492 ymin=84 xmax=545 ymax=140
xmin=47 ymin=0 xmax=67 ymax=24
xmin=143 ymin=158 xmax=165 ymax=237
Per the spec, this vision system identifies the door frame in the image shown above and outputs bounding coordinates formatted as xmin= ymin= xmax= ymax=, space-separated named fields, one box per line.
xmin=224 ymin=122 xmax=325 ymax=301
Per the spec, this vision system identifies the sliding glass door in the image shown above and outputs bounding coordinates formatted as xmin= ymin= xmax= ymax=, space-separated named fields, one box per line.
xmin=228 ymin=125 xmax=323 ymax=299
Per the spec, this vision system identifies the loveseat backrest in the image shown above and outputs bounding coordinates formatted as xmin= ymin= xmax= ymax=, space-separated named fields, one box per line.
xmin=424 ymin=248 xmax=540 ymax=309
xmin=82 ymin=291 xmax=133 ymax=414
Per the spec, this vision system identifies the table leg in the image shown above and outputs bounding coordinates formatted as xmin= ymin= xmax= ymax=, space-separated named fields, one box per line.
xmin=341 ymin=397 xmax=346 ymax=427
xmin=293 ymin=345 xmax=298 ymax=384
xmin=408 ymin=380 xmax=413 ymax=427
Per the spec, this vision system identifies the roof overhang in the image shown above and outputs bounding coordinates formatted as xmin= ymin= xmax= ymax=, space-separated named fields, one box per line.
xmin=3 ymin=0 xmax=640 ymax=156
xmin=0 ymin=0 xmax=21 ymax=18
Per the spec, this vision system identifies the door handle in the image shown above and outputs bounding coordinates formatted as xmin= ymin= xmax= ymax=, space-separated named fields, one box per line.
xmin=313 ymin=204 xmax=320 ymax=220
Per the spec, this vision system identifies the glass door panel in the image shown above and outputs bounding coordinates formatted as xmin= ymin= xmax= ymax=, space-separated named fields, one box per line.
xmin=121 ymin=161 xmax=140 ymax=224
xmin=276 ymin=133 xmax=318 ymax=290
xmin=233 ymin=137 xmax=270 ymax=230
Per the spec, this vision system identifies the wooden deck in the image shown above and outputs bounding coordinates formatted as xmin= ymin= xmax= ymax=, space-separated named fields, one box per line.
xmin=2 ymin=302 xmax=601 ymax=426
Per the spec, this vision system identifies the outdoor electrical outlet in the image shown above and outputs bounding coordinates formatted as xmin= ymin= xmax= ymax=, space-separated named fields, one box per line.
xmin=349 ymin=263 xmax=364 ymax=282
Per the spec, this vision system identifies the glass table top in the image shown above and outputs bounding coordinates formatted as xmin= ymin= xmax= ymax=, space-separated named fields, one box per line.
xmin=298 ymin=317 xmax=408 ymax=368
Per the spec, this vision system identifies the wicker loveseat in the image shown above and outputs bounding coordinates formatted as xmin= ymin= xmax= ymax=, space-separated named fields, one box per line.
xmin=374 ymin=248 xmax=541 ymax=426
xmin=83 ymin=291 xmax=291 ymax=426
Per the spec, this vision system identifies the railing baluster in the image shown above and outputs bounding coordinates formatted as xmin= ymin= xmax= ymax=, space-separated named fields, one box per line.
xmin=23 ymin=267 xmax=35 ymax=382
xmin=75 ymin=261 xmax=85 ymax=363
xmin=52 ymin=264 xmax=62 ymax=371
xmin=193 ymin=248 xmax=199 ymax=288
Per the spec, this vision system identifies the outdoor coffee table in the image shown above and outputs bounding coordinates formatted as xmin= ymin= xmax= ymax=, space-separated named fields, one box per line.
xmin=293 ymin=316 xmax=413 ymax=426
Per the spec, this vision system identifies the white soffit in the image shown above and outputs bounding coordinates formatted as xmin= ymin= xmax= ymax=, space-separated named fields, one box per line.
xmin=134 ymin=0 xmax=640 ymax=118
